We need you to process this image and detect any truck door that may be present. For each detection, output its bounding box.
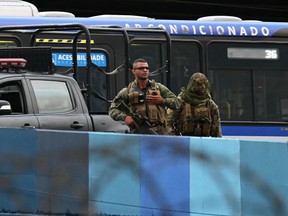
[28,77,92,131]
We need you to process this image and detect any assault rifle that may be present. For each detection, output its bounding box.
[116,101,157,135]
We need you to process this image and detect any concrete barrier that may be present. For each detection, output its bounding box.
[0,128,287,215]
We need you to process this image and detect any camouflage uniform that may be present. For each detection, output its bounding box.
[109,79,180,135]
[168,72,222,137]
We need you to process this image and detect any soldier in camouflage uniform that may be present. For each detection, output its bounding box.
[109,58,180,135]
[168,72,222,137]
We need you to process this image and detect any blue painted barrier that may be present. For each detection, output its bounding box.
[0,128,287,215]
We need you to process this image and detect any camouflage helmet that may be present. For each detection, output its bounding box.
[186,72,210,94]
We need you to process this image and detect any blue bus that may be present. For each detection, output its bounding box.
[0,2,287,140]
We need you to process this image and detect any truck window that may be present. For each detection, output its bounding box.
[0,81,25,114]
[31,80,73,113]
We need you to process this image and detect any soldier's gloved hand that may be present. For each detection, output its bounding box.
[146,91,163,105]
[125,115,139,128]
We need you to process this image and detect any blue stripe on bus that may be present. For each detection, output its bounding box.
[222,125,288,136]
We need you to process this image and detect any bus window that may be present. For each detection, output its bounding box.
[210,69,288,122]
[130,42,166,84]
[210,70,253,121]
[170,41,202,94]
[208,41,288,123]
[254,70,288,121]
[130,41,202,95]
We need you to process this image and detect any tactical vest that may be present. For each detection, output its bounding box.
[127,80,167,126]
[178,101,212,136]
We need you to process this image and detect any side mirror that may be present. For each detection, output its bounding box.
[0,100,12,115]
